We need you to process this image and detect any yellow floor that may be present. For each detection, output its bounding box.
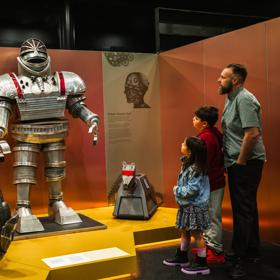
[0,207,179,280]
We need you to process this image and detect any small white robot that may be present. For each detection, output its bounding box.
[112,162,158,219]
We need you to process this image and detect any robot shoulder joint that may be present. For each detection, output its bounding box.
[0,73,18,99]
[57,71,86,95]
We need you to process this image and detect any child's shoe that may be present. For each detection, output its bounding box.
[181,256,210,275]
[163,248,189,267]
[206,247,225,264]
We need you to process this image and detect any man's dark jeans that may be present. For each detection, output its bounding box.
[227,159,264,260]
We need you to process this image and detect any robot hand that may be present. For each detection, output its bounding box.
[88,122,99,145]
[0,140,11,162]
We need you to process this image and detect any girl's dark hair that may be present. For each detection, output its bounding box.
[185,136,208,176]
[195,106,219,127]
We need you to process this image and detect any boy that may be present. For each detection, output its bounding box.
[193,106,225,263]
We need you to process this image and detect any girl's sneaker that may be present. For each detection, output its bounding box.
[181,256,210,275]
[163,248,189,267]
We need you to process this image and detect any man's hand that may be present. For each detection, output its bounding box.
[236,160,247,166]
[88,122,99,145]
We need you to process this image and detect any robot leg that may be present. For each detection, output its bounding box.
[44,141,82,225]
[13,143,44,233]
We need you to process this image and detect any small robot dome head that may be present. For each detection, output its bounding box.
[18,38,50,74]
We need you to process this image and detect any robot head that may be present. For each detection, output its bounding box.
[124,72,150,108]
[121,161,136,188]
[17,38,51,76]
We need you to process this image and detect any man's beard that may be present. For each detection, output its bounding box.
[219,82,233,95]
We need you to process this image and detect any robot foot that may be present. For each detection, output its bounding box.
[0,214,19,260]
[16,207,44,233]
[48,200,82,225]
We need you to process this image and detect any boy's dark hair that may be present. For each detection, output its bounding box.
[227,63,247,83]
[195,106,219,127]
[185,136,207,176]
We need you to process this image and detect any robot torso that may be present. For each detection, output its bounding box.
[0,71,86,143]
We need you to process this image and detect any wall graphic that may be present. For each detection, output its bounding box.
[124,72,151,108]
[102,52,163,201]
[104,52,134,67]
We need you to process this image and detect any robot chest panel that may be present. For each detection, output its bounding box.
[18,76,58,94]
[15,77,67,121]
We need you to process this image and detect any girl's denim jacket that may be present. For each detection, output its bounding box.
[173,158,210,207]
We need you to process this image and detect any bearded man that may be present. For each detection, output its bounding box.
[218,63,266,279]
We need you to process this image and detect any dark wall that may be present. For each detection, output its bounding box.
[0,2,63,49]
[0,0,279,52]
[71,2,155,52]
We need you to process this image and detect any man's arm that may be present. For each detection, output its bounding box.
[236,127,260,165]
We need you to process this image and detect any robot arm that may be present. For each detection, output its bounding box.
[0,98,12,139]
[0,73,16,139]
[58,71,100,145]
[67,96,100,145]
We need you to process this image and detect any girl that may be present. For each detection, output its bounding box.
[163,136,211,275]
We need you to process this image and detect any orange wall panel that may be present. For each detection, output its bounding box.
[160,19,280,243]
[159,43,204,206]
[263,17,280,241]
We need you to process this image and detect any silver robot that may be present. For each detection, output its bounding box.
[0,38,100,233]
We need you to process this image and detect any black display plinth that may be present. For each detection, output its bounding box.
[14,213,107,240]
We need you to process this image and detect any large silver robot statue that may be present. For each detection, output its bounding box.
[0,38,99,233]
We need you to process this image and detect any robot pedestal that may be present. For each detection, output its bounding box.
[113,174,158,220]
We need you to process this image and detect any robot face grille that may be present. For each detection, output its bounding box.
[18,38,50,74]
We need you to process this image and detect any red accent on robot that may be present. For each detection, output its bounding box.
[58,72,66,96]
[9,73,23,98]
[122,170,135,176]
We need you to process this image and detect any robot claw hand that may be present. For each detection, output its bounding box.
[88,122,99,145]
[0,214,19,260]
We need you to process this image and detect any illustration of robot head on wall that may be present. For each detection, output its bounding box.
[124,72,151,108]
[17,38,51,77]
